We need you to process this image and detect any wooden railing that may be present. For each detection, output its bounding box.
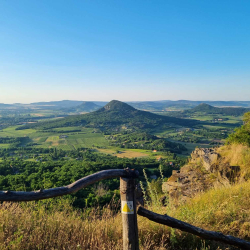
[0,168,250,250]
[137,206,250,250]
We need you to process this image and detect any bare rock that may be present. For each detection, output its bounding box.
[190,148,219,172]
[163,148,240,203]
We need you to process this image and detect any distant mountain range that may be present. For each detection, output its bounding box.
[65,102,101,113]
[127,100,250,111]
[1,100,250,111]
[17,100,197,131]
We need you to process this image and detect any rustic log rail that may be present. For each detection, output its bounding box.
[0,168,139,201]
[0,168,140,250]
[1,167,250,249]
[137,206,250,250]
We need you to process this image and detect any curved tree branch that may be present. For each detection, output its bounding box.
[137,206,250,250]
[0,168,139,201]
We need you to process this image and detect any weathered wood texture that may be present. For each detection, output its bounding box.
[120,177,139,250]
[0,169,139,201]
[137,206,250,250]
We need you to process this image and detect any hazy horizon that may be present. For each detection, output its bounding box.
[1,1,250,103]
[2,99,250,105]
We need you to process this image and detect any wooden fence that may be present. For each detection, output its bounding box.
[0,168,250,250]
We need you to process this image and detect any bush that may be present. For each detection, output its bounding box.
[227,112,250,146]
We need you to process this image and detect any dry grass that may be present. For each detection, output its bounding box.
[0,199,170,250]
[169,180,250,239]
[97,148,149,158]
[1,144,250,250]
[115,151,149,158]
[1,182,249,250]
[143,180,250,250]
[217,144,250,179]
[0,200,122,250]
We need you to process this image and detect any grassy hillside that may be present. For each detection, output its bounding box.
[217,144,250,181]
[1,178,250,250]
[1,142,250,249]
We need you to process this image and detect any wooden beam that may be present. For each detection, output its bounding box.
[137,206,250,250]
[0,168,139,201]
[120,177,139,250]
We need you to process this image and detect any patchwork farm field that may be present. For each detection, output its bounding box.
[0,126,162,158]
[0,126,109,150]
[0,108,244,158]
[0,126,177,158]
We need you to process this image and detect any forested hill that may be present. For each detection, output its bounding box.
[187,103,250,116]
[17,100,197,131]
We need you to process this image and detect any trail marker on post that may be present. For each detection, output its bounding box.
[122,201,134,214]
[120,177,139,250]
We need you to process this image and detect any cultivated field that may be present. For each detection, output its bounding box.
[97,148,150,158]
[0,126,109,150]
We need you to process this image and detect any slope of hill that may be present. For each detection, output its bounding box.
[191,103,218,112]
[17,100,197,131]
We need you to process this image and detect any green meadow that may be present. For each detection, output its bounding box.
[0,126,37,137]
[0,126,109,150]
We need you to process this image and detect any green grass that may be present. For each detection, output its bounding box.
[54,126,85,132]
[169,180,250,239]
[36,137,48,143]
[33,130,109,149]
[0,126,37,137]
[46,136,60,141]
[0,126,109,150]
[190,115,214,121]
[64,132,108,148]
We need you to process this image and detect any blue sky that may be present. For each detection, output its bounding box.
[0,0,250,103]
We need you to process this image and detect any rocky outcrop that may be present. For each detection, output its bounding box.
[163,148,241,202]
[190,148,218,171]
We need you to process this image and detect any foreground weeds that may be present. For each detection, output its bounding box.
[1,176,250,249]
[0,198,171,250]
[1,181,249,250]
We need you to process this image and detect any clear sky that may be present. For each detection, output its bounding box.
[0,0,250,103]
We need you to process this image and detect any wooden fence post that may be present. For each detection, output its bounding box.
[120,177,139,250]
